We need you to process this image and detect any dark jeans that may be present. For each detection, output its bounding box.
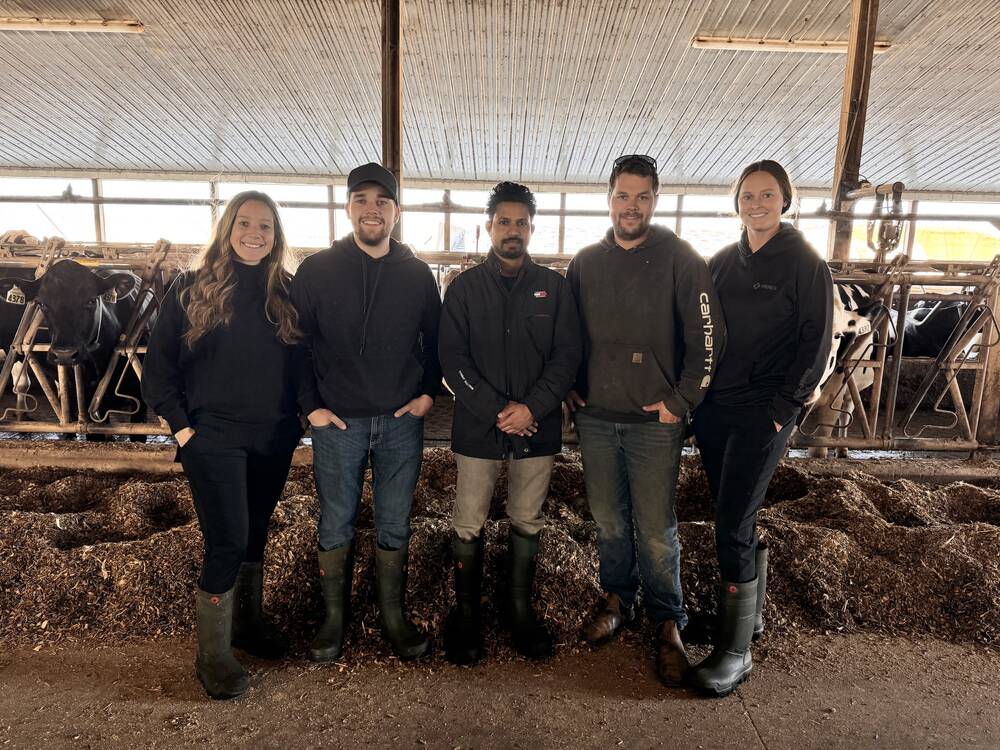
[693,400,795,582]
[575,410,687,627]
[180,430,296,594]
[311,412,424,551]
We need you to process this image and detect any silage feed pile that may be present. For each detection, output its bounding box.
[0,450,998,658]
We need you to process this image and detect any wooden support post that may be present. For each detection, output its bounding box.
[442,189,451,253]
[382,0,403,241]
[828,0,880,261]
[92,178,104,243]
[905,198,918,259]
[209,181,219,225]
[328,184,337,244]
[558,193,566,254]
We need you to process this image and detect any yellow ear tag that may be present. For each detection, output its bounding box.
[103,288,118,304]
[6,286,25,305]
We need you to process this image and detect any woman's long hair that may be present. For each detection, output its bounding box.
[181,190,302,348]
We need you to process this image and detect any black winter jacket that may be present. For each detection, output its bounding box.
[291,236,442,418]
[439,253,581,459]
[706,223,834,426]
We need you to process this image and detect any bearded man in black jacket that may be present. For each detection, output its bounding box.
[291,163,442,663]
[438,182,581,664]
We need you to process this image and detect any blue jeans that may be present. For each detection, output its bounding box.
[311,412,424,551]
[575,410,687,627]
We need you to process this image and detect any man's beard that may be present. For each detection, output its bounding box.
[613,215,651,242]
[356,221,391,246]
[494,238,526,259]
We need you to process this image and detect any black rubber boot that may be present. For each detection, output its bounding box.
[753,544,768,641]
[232,562,288,659]
[686,578,757,697]
[444,533,484,665]
[375,544,430,660]
[310,544,354,663]
[195,588,249,700]
[508,528,554,660]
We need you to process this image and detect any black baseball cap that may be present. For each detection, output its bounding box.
[347,162,399,203]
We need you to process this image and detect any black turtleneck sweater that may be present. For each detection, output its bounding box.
[706,223,834,426]
[142,261,304,440]
[290,235,442,418]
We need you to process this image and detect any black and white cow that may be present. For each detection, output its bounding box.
[803,282,884,456]
[0,259,151,435]
[804,277,978,456]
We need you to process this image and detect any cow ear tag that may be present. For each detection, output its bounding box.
[103,288,118,304]
[6,285,25,306]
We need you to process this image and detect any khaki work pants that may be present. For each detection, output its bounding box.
[452,453,554,541]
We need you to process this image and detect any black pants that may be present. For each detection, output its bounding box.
[693,400,795,583]
[180,428,297,594]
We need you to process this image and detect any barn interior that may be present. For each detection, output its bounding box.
[1,1,999,748]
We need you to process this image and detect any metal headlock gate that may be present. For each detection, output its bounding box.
[793,255,1000,453]
[0,238,173,436]
[0,236,999,451]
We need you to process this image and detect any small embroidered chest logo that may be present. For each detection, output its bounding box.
[533,291,547,298]
[632,352,644,364]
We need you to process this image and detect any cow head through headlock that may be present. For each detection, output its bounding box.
[0,260,137,368]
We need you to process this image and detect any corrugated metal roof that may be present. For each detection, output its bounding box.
[0,1,998,193]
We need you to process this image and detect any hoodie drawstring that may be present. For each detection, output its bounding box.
[359,257,384,355]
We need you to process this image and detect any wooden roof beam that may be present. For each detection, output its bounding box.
[829,0,881,261]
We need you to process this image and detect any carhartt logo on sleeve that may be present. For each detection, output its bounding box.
[533,291,547,298]
[632,352,643,364]
[699,292,715,375]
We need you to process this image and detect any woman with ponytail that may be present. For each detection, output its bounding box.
[688,161,833,697]
[143,191,304,699]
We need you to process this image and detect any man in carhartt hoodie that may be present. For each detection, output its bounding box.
[291,163,441,663]
[565,155,724,687]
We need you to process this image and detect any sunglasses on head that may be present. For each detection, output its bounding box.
[613,154,657,170]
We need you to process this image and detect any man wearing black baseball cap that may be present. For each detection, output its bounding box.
[291,162,441,663]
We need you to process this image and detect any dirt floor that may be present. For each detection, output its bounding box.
[1,446,999,748]
[1,631,998,749]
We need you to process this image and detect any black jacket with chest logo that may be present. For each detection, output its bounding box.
[706,222,834,426]
[567,224,724,423]
[439,252,581,459]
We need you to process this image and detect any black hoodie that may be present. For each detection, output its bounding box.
[291,235,442,418]
[141,262,304,443]
[567,224,724,423]
[706,222,834,426]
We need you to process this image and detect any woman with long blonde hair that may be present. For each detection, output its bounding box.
[143,190,304,699]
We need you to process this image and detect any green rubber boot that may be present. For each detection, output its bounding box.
[753,545,768,641]
[195,588,249,700]
[232,562,288,659]
[375,544,430,660]
[309,544,354,662]
[508,528,554,660]
[443,533,484,665]
[687,578,757,697]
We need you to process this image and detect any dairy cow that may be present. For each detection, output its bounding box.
[0,259,151,435]
[804,279,978,455]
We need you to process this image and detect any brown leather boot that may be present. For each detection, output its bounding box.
[582,593,636,646]
[655,620,690,687]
